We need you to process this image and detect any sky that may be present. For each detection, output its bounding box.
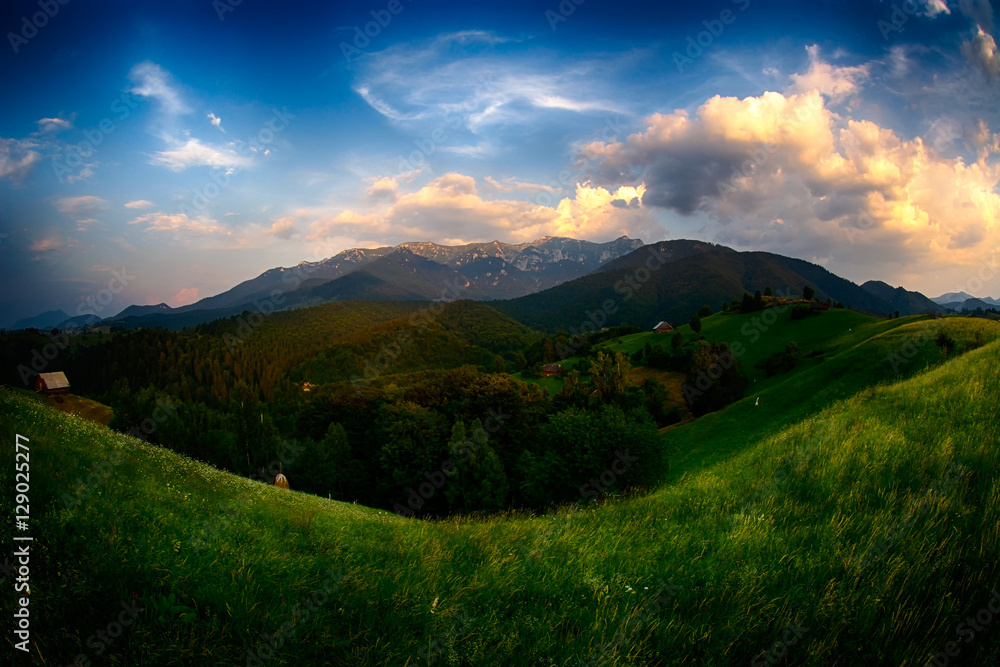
[1,0,999,327]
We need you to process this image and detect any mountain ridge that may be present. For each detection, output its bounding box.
[78,236,644,330]
[492,240,945,332]
[9,237,960,333]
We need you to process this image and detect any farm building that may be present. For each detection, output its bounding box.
[541,363,563,377]
[35,371,71,395]
[653,321,674,333]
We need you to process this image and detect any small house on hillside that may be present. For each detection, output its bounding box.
[653,321,674,334]
[541,363,563,377]
[35,371,70,395]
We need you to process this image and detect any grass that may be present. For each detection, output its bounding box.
[10,387,114,425]
[2,317,999,665]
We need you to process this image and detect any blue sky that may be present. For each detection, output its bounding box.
[1,0,999,326]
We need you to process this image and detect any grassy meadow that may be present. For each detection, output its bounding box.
[2,314,999,665]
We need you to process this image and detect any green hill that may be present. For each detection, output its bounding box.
[2,316,998,665]
[492,240,905,332]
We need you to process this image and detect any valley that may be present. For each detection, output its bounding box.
[2,305,997,664]
[4,5,1000,663]
[3,266,998,663]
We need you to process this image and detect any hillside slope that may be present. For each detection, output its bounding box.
[861,279,944,315]
[298,299,540,383]
[494,241,920,332]
[2,318,998,665]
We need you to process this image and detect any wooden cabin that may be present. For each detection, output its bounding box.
[35,371,70,395]
[653,321,674,334]
[541,363,562,377]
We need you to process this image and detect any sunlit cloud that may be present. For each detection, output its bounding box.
[30,237,61,252]
[787,45,870,103]
[128,211,232,236]
[170,287,200,306]
[485,176,560,193]
[366,176,400,202]
[124,199,155,209]
[923,0,951,17]
[264,217,297,239]
[959,0,1000,79]
[55,195,109,218]
[306,173,660,245]
[581,89,1000,282]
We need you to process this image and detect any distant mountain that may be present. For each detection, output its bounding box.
[931,291,1000,307]
[939,298,996,312]
[860,281,943,315]
[109,303,174,320]
[188,236,643,312]
[493,240,900,332]
[171,248,397,313]
[102,236,644,330]
[11,309,72,330]
[932,291,973,305]
[301,249,474,303]
[454,256,539,299]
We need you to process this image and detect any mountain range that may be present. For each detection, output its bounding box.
[929,291,1000,312]
[10,237,997,333]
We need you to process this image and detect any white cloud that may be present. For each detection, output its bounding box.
[439,141,494,157]
[207,112,225,132]
[150,138,252,171]
[55,195,109,218]
[128,61,190,116]
[0,138,40,180]
[124,199,155,209]
[128,211,232,236]
[354,86,421,121]
[485,176,560,193]
[352,32,629,135]
[65,164,96,183]
[788,45,870,102]
[36,117,72,134]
